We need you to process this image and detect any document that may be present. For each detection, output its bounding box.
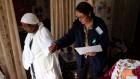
[75,45,103,55]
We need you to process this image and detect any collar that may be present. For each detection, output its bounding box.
[84,19,93,31]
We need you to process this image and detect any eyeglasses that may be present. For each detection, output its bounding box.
[76,15,86,20]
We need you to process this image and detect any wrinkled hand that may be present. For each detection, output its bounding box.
[48,43,57,53]
[85,52,96,56]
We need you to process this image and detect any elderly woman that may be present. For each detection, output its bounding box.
[21,13,63,79]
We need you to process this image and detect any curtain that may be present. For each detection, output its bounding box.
[112,0,140,42]
[50,0,76,39]
[0,0,27,79]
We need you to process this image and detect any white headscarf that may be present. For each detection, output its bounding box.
[21,13,39,24]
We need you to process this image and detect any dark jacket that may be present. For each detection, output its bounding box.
[55,16,109,74]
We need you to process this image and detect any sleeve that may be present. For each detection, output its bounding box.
[96,18,109,52]
[55,22,76,49]
[37,27,58,72]
[37,27,54,56]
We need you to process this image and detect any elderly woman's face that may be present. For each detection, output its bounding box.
[76,11,91,25]
[21,23,38,33]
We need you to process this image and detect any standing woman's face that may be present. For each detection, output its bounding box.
[21,23,39,33]
[76,10,91,25]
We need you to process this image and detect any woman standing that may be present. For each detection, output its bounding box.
[49,2,109,79]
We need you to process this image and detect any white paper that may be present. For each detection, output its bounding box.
[75,45,103,55]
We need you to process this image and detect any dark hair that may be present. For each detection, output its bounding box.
[76,2,95,18]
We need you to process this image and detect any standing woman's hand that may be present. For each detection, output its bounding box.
[85,52,96,56]
[48,43,57,53]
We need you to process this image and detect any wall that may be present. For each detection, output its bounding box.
[13,0,50,32]
[32,0,50,21]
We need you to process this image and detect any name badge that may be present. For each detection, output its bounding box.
[95,26,103,35]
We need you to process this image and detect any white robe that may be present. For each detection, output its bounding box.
[22,22,63,79]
